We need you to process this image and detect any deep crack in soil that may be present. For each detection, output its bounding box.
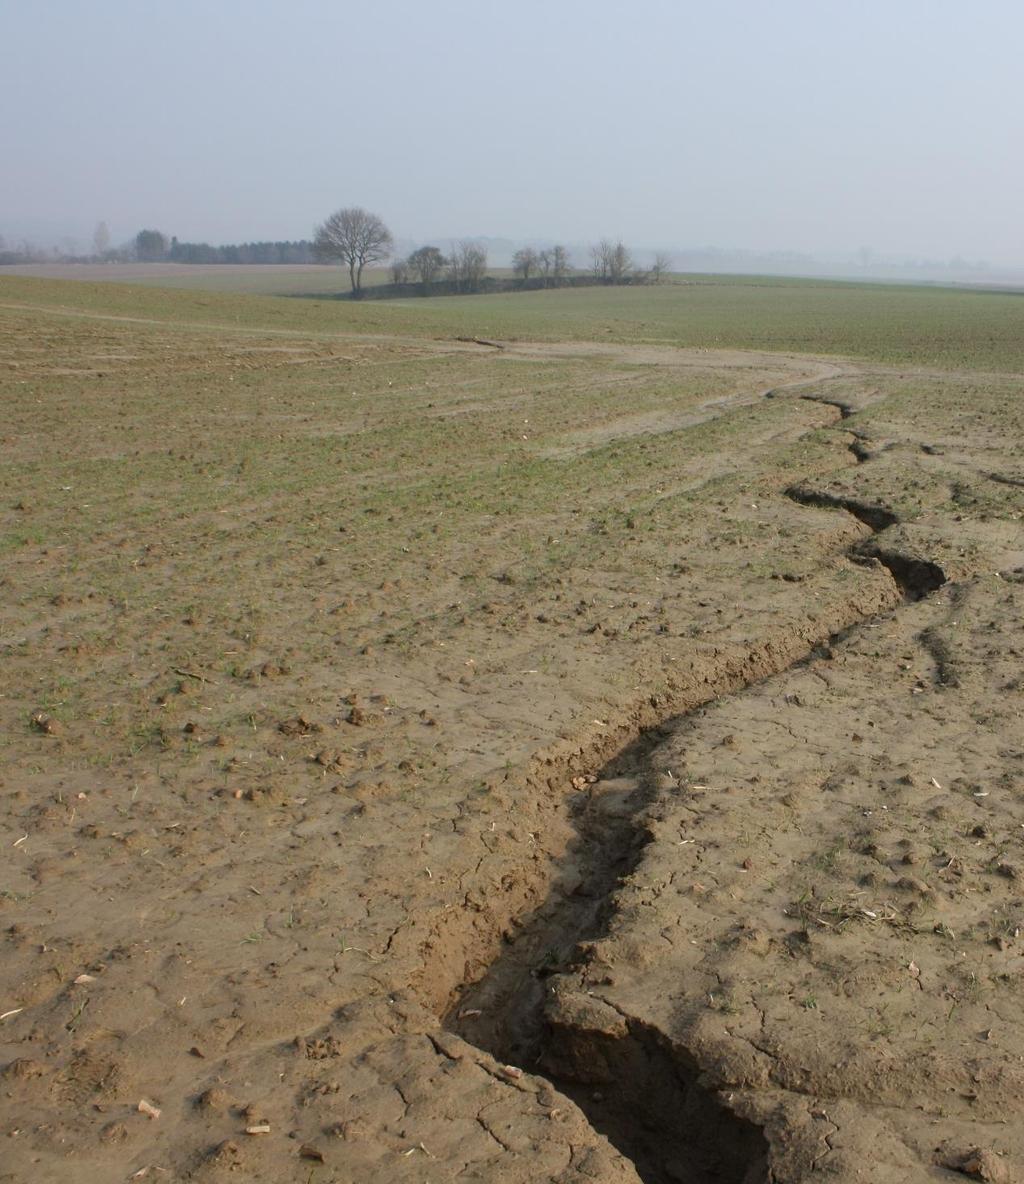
[445,714,773,1183]
[443,437,950,1183]
[783,481,948,601]
[783,484,898,533]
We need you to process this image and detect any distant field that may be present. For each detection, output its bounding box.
[0,261,370,294]
[3,266,1024,371]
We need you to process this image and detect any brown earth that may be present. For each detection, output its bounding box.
[1,286,1022,1182]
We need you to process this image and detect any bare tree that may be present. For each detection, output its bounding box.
[313,206,393,294]
[512,247,539,284]
[650,251,673,283]
[590,239,611,280]
[550,244,570,284]
[93,221,111,259]
[608,241,633,283]
[390,257,409,284]
[407,245,446,289]
[590,239,633,284]
[448,240,488,293]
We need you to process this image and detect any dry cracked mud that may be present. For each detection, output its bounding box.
[1,282,1023,1183]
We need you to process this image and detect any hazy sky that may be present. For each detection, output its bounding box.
[3,0,1022,262]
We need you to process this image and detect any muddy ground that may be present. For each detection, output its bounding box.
[1,282,1022,1182]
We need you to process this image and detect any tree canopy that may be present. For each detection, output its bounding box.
[134,228,168,262]
[407,245,446,288]
[313,207,393,293]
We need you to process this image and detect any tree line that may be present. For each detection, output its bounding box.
[2,207,675,298]
[312,206,673,296]
[390,241,491,293]
[0,225,316,266]
[136,229,317,264]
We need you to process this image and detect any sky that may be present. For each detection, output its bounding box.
[2,0,1023,265]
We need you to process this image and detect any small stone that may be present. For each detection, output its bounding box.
[2,1058,46,1081]
[206,1141,242,1168]
[896,876,936,897]
[197,1088,230,1111]
[945,1147,1011,1182]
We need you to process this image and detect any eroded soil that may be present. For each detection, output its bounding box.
[1,280,1022,1182]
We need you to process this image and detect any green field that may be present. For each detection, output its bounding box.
[3,269,1024,371]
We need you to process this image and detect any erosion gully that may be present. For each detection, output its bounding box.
[440,392,948,1184]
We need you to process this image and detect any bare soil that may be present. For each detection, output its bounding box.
[1,282,1022,1182]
